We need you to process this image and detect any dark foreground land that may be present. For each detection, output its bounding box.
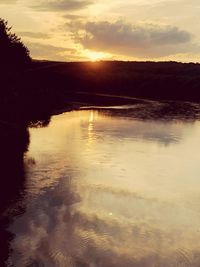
[1,60,200,124]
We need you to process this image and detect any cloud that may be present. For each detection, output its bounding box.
[114,0,200,19]
[63,14,85,20]
[32,0,92,12]
[7,173,200,267]
[0,0,17,3]
[70,20,193,58]
[18,31,51,39]
[27,42,76,61]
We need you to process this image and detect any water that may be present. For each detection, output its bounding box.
[4,101,200,267]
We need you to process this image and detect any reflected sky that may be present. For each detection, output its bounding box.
[6,105,200,267]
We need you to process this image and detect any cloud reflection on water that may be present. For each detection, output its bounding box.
[7,104,200,267]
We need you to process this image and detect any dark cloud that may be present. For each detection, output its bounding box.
[18,31,51,39]
[70,20,193,58]
[32,0,92,12]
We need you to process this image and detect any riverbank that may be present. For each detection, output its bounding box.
[1,60,200,125]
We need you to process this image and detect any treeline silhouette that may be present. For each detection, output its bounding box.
[19,60,200,105]
[0,19,30,71]
[0,19,58,125]
[0,18,30,94]
[5,60,200,124]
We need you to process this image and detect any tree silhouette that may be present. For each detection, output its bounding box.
[0,18,31,72]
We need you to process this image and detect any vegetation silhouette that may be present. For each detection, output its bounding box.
[0,18,31,111]
[0,18,30,72]
[21,60,200,105]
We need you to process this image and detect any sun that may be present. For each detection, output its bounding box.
[86,50,110,61]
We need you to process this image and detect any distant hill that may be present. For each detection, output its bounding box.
[20,60,200,102]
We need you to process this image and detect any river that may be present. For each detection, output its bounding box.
[4,101,200,267]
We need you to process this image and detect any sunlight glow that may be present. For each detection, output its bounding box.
[89,110,94,123]
[88,111,95,144]
[86,50,110,61]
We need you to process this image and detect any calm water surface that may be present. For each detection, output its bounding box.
[5,102,200,266]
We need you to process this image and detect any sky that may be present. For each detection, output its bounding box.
[1,0,200,62]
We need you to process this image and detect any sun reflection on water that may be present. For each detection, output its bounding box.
[87,110,96,145]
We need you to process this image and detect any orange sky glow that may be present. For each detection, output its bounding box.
[1,0,200,62]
